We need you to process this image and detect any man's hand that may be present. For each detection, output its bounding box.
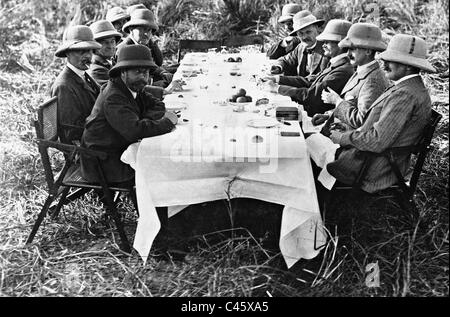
[330,122,349,132]
[270,65,282,75]
[281,36,294,48]
[164,79,185,95]
[321,87,343,105]
[259,79,279,93]
[312,114,329,126]
[330,130,343,144]
[164,111,178,125]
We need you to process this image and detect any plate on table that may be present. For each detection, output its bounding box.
[165,101,188,111]
[246,117,280,128]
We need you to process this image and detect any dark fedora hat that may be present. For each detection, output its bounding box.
[109,44,157,77]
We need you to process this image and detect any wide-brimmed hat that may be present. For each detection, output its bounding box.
[377,34,436,73]
[278,4,302,24]
[90,20,122,42]
[122,8,158,33]
[289,10,324,36]
[316,19,352,42]
[338,22,386,51]
[55,25,102,58]
[106,7,130,23]
[126,3,147,15]
[109,44,157,77]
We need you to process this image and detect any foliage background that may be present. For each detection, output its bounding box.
[0,0,448,297]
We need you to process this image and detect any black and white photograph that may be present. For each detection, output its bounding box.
[0,0,448,299]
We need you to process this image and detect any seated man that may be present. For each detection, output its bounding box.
[52,25,102,144]
[261,19,354,116]
[81,45,178,184]
[88,20,122,86]
[89,20,182,99]
[266,3,302,60]
[119,8,167,73]
[314,23,389,129]
[105,6,130,38]
[269,10,328,86]
[325,34,435,193]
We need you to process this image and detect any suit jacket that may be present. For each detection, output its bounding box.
[278,56,355,116]
[51,66,100,144]
[275,41,329,83]
[88,54,112,86]
[80,77,175,183]
[116,36,172,87]
[333,61,389,129]
[327,76,432,193]
[267,36,302,64]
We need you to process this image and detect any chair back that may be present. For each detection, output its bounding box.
[177,39,222,63]
[34,97,59,190]
[222,34,265,52]
[408,109,442,192]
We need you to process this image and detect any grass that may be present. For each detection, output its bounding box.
[0,2,448,297]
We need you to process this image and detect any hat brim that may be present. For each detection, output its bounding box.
[338,37,387,52]
[108,13,130,23]
[378,50,436,73]
[278,15,293,24]
[94,30,122,42]
[316,32,346,42]
[122,19,158,33]
[55,41,102,58]
[289,19,325,36]
[109,60,158,77]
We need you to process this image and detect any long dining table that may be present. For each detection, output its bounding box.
[121,50,327,268]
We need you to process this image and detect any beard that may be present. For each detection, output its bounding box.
[128,79,147,92]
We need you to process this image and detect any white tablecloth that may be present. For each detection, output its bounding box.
[121,52,326,268]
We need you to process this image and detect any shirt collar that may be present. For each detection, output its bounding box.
[394,74,420,86]
[356,59,377,73]
[330,53,348,65]
[128,88,138,99]
[305,41,317,52]
[67,62,85,80]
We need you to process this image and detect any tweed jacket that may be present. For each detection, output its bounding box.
[51,66,100,144]
[333,60,389,129]
[88,53,112,86]
[327,76,432,193]
[116,36,172,87]
[267,36,302,63]
[278,56,355,116]
[80,77,175,183]
[275,41,329,85]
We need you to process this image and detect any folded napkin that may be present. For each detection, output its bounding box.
[306,133,339,190]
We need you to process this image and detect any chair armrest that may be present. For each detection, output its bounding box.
[38,139,108,160]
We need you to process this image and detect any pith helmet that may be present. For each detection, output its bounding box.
[122,8,158,33]
[316,19,352,42]
[278,4,302,23]
[378,34,435,72]
[55,25,102,58]
[338,23,387,51]
[289,10,325,36]
[90,20,122,42]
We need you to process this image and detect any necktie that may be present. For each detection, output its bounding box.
[299,48,309,77]
[85,73,99,94]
